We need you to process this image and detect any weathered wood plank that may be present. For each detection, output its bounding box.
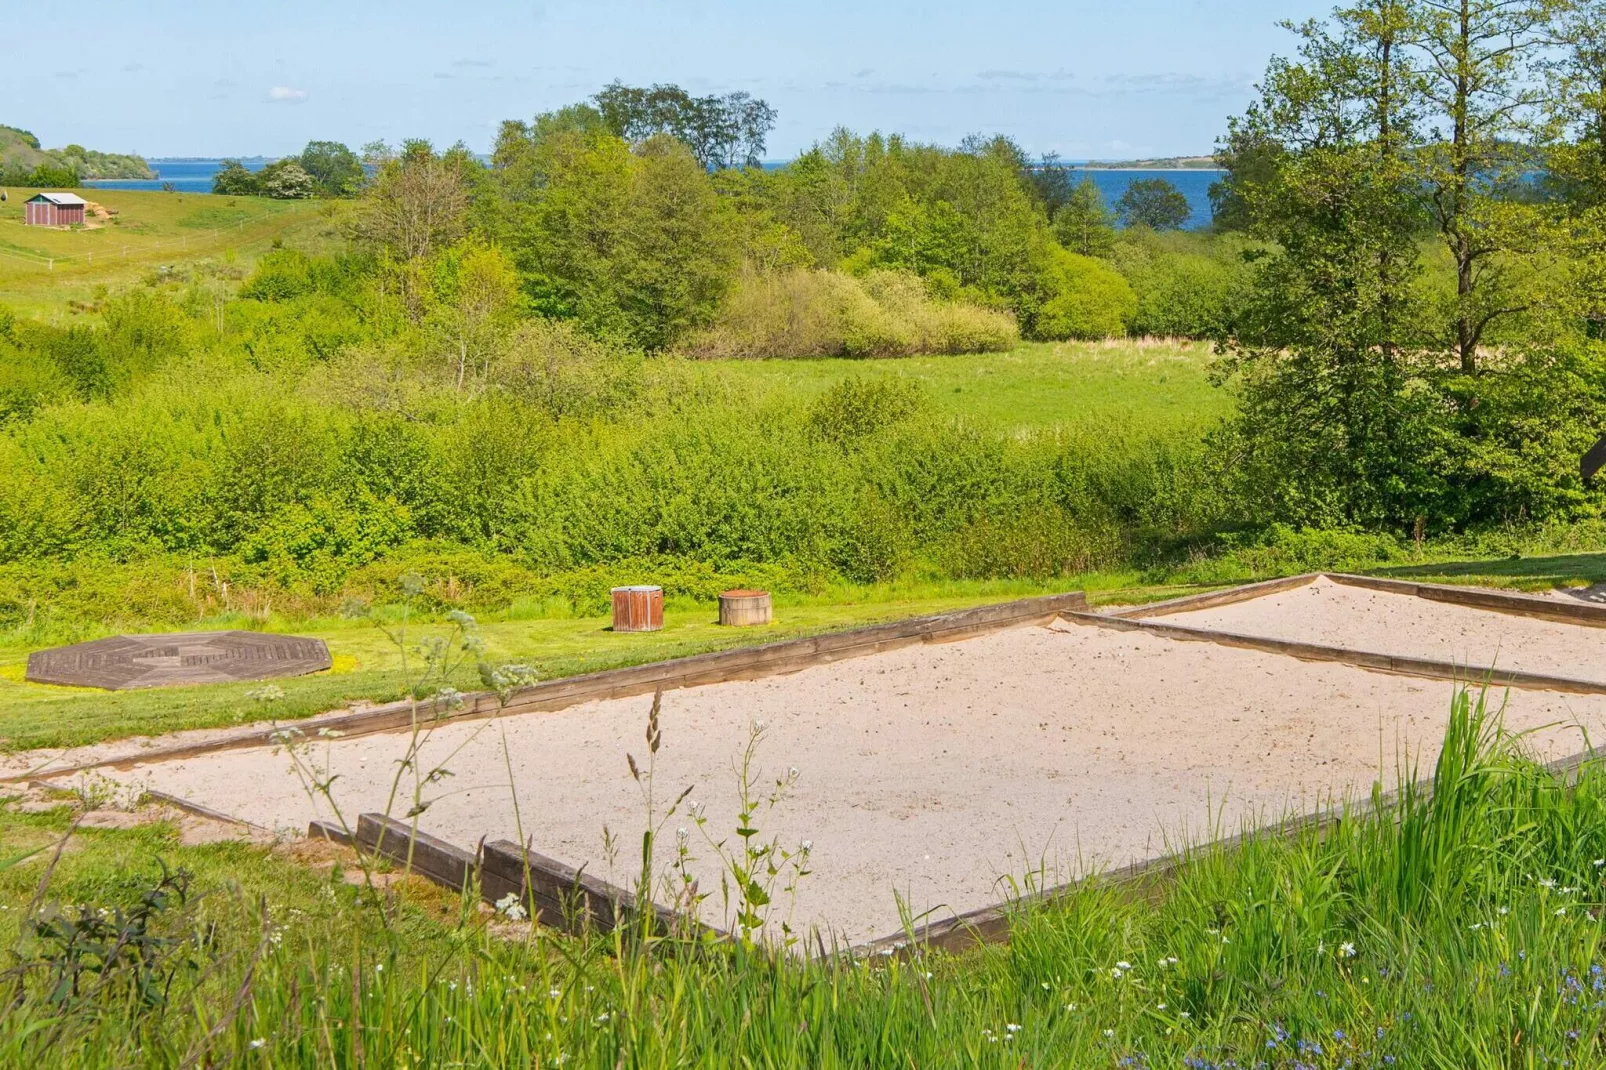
[355,813,478,893]
[307,819,353,847]
[1327,572,1606,628]
[1104,573,1318,619]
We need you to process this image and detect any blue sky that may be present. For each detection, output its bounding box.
[8,0,1328,160]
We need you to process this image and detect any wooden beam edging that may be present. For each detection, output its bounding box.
[854,745,1602,959]
[145,789,273,834]
[329,813,724,940]
[2,591,1088,785]
[1110,570,1606,631]
[1103,573,1319,619]
[1326,572,1606,629]
[1063,611,1606,696]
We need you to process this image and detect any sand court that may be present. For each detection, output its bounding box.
[84,591,1606,946]
[1148,575,1606,685]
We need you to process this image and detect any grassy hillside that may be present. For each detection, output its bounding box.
[0,124,153,179]
[0,188,333,317]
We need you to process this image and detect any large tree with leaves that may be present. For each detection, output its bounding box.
[1408,0,1554,372]
[1216,1,1438,526]
[593,82,777,170]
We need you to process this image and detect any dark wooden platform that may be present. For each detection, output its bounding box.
[26,631,332,690]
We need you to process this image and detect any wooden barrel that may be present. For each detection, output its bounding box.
[611,585,664,632]
[718,589,772,627]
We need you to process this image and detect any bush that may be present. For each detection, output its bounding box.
[682,268,1017,359]
[1029,247,1137,340]
[807,376,925,444]
[1111,231,1251,339]
[490,318,646,419]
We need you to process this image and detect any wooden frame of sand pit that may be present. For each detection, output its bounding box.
[31,575,1606,951]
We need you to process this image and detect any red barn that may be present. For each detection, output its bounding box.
[23,191,86,226]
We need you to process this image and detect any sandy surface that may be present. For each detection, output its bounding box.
[1155,577,1606,683]
[83,619,1606,945]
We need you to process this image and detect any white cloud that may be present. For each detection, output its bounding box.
[266,86,308,103]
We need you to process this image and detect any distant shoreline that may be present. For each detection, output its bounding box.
[1078,166,1223,172]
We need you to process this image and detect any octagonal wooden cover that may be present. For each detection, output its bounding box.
[26,631,332,690]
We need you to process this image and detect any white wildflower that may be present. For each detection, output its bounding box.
[495,892,528,921]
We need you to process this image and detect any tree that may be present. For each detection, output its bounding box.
[1217,2,1437,527]
[1052,178,1117,256]
[1029,246,1137,339]
[1407,0,1552,372]
[211,159,260,196]
[1026,153,1078,217]
[298,140,364,197]
[1546,2,1606,211]
[347,141,471,261]
[1115,178,1192,229]
[593,82,777,169]
[258,160,315,199]
[491,127,737,348]
[427,240,520,390]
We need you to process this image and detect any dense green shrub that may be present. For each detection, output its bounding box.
[807,375,926,443]
[1028,247,1137,340]
[1109,231,1253,339]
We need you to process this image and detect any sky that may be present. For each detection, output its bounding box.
[5,0,1331,160]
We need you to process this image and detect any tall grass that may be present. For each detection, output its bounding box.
[4,686,1606,1066]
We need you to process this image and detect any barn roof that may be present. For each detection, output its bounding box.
[26,192,87,206]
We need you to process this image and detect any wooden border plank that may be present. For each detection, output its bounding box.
[307,819,353,847]
[1327,572,1606,628]
[356,814,478,893]
[1103,574,1318,619]
[1063,611,1606,695]
[4,591,1087,784]
[145,788,272,833]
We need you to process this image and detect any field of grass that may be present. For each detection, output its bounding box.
[3,687,1604,1066]
[709,337,1229,434]
[0,188,331,318]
